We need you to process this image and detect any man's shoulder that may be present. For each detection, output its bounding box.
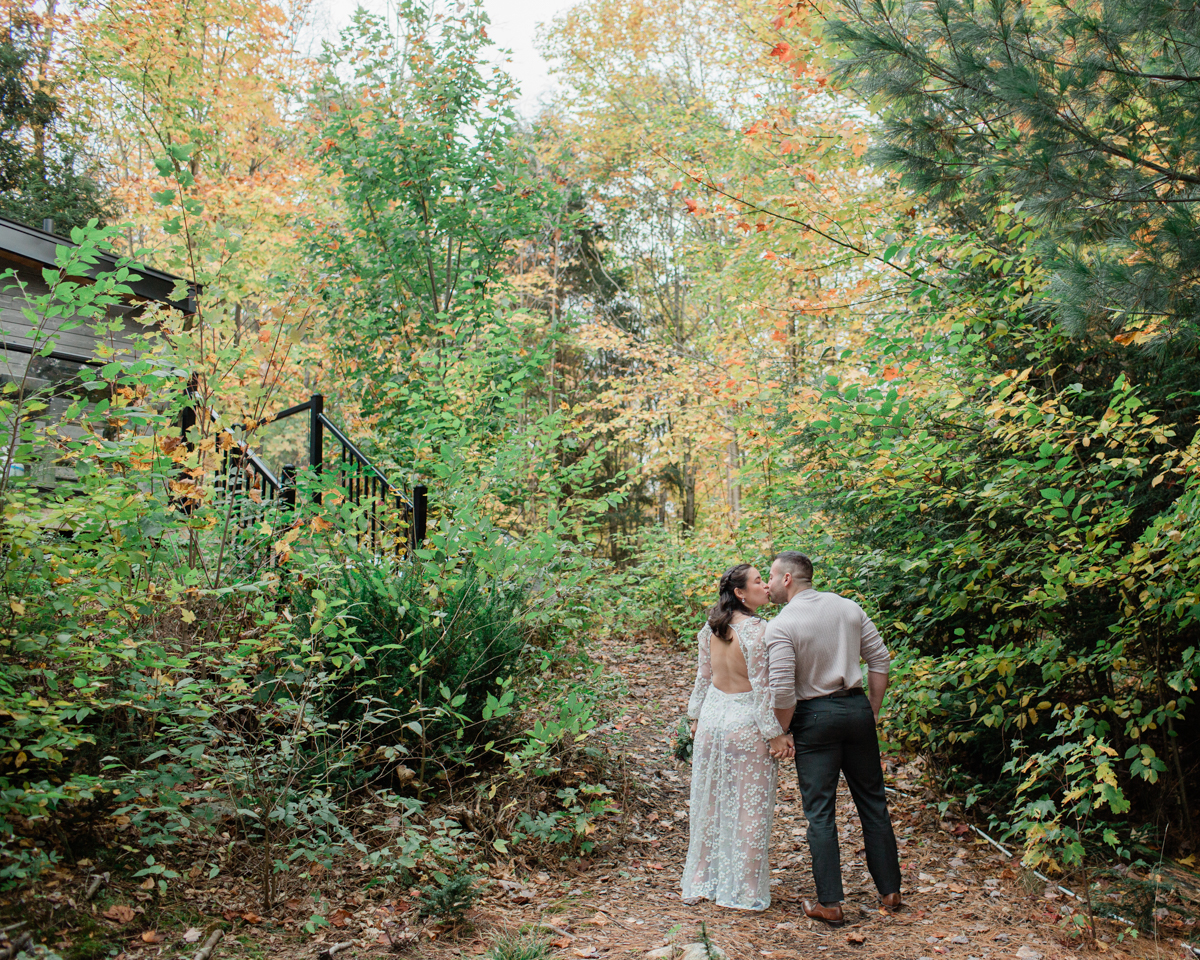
[762,609,791,638]
[810,590,868,618]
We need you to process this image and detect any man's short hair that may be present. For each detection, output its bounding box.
[773,551,813,581]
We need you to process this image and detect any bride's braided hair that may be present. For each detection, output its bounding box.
[707,563,754,643]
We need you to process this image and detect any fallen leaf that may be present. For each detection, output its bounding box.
[572,950,600,959]
[140,931,164,944]
[951,823,970,836]
[223,911,240,921]
[103,905,136,924]
[551,938,572,949]
[328,908,352,928]
[241,912,262,924]
[845,931,865,944]
[183,928,202,943]
[584,912,609,926]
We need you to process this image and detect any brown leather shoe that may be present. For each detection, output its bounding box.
[880,892,902,912]
[802,900,845,926]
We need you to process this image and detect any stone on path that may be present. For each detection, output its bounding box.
[646,943,728,960]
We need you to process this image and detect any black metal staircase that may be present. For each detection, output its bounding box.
[217,394,427,556]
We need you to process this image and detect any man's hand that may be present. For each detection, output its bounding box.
[867,671,889,723]
[769,732,794,760]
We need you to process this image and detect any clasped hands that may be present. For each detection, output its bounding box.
[768,732,795,760]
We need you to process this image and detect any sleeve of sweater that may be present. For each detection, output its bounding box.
[859,607,891,674]
[765,616,797,710]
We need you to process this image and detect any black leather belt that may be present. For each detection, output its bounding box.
[812,687,864,700]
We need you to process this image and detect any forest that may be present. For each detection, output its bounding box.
[1,0,1198,955]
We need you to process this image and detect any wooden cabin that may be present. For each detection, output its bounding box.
[0,215,197,488]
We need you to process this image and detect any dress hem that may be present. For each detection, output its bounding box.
[682,893,770,912]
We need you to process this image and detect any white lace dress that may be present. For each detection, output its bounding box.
[681,617,783,911]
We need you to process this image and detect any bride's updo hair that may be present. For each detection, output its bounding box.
[707,563,754,642]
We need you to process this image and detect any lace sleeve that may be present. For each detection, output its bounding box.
[746,619,785,741]
[686,624,713,720]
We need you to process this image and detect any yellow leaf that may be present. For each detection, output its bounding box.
[180,608,196,624]
[9,599,25,616]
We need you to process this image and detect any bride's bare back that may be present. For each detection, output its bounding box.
[709,615,754,694]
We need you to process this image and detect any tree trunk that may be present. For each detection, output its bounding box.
[682,443,696,530]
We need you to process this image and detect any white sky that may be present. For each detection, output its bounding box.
[311,0,577,118]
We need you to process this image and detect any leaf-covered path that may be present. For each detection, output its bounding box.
[303,633,1178,960]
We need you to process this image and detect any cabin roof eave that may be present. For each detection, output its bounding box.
[0,216,199,315]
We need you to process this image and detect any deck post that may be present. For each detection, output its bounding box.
[413,484,427,546]
[309,394,324,504]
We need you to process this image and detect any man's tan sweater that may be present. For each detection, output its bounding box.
[764,589,891,709]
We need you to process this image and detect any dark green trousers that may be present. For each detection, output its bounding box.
[790,692,902,904]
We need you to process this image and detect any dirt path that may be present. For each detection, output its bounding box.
[69,633,1186,960]
[432,633,1173,960]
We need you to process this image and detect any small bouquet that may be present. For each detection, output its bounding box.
[673,717,694,763]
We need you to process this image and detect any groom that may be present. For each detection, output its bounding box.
[764,551,902,925]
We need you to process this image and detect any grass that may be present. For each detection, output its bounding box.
[487,932,551,960]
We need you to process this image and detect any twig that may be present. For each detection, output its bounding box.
[594,910,634,931]
[317,942,355,960]
[84,871,109,901]
[0,932,33,960]
[535,922,574,939]
[193,928,223,960]
[0,925,25,935]
[965,823,1200,959]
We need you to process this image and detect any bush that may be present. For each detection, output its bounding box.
[417,865,480,922]
[299,557,529,772]
[616,524,770,641]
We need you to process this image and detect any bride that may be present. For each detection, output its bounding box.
[681,563,794,911]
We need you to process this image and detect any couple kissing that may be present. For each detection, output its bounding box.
[680,551,902,924]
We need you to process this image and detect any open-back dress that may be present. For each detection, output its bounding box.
[681,617,783,911]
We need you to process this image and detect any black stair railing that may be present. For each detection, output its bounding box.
[216,394,427,556]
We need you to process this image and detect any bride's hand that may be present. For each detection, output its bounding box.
[689,719,698,736]
[768,733,794,760]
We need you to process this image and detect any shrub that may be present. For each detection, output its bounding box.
[417,865,480,922]
[616,524,770,641]
[298,557,529,772]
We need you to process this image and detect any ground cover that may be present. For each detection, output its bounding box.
[9,633,1197,960]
